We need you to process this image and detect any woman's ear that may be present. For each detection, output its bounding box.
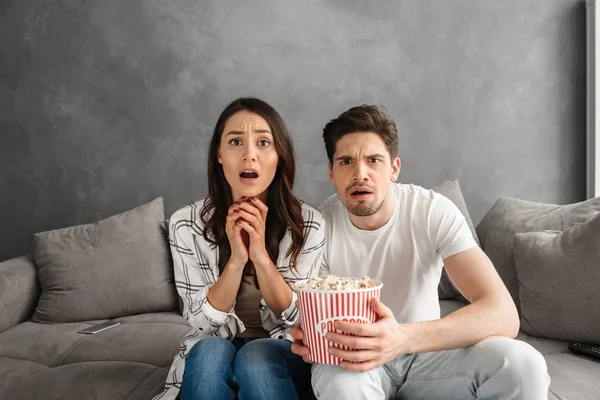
[217,151,223,164]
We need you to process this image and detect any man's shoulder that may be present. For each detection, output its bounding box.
[397,182,435,201]
[317,192,342,221]
[396,182,453,209]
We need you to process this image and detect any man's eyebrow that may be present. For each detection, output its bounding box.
[334,155,353,162]
[334,154,387,161]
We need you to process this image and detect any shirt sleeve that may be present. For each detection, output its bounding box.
[169,216,241,336]
[261,207,326,331]
[427,193,478,261]
[319,245,330,276]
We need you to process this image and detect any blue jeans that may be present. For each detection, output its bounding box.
[180,336,311,400]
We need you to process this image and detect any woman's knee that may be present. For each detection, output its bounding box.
[186,336,237,373]
[233,338,290,379]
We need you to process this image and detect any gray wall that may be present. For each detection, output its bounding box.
[0,0,587,262]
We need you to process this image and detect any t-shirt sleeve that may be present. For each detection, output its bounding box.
[317,198,332,276]
[319,242,330,276]
[427,193,478,261]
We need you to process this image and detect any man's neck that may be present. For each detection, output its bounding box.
[347,183,397,231]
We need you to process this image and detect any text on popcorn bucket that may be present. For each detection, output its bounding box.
[315,316,370,337]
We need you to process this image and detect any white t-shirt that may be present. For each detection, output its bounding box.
[319,183,477,323]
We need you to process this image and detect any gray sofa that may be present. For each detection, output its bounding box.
[0,255,190,399]
[1,189,599,399]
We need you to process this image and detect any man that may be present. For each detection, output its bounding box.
[291,105,549,399]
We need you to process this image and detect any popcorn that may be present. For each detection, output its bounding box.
[295,274,375,291]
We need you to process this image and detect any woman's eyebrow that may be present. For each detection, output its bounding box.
[225,129,272,136]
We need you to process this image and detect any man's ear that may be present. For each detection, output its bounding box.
[329,162,334,185]
[391,157,401,181]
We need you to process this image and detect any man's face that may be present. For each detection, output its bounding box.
[329,132,401,217]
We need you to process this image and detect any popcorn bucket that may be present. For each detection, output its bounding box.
[294,278,383,365]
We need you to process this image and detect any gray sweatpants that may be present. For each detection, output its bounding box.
[311,337,550,400]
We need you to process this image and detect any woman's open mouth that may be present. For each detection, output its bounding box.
[239,168,259,184]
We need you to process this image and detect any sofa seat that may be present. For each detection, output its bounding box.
[0,312,190,400]
[441,299,600,400]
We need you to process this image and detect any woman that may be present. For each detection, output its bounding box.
[154,98,325,400]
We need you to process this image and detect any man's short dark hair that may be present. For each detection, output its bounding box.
[322,105,399,164]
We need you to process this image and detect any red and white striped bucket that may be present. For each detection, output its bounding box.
[294,279,383,365]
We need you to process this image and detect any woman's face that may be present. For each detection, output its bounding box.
[218,110,279,202]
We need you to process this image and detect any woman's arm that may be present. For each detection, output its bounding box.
[206,258,245,312]
[206,200,254,311]
[253,258,293,315]
[169,209,242,334]
[234,199,326,322]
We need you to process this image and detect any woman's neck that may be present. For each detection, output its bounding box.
[232,190,268,204]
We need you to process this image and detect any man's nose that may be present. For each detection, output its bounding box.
[352,161,369,182]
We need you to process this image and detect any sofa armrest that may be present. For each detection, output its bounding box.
[0,255,39,333]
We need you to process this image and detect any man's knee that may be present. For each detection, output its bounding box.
[311,363,388,400]
[473,338,549,392]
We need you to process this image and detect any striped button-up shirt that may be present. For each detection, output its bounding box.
[153,198,325,400]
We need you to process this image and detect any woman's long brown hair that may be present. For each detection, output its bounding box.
[200,98,305,279]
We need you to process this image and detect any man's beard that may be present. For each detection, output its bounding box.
[345,195,386,217]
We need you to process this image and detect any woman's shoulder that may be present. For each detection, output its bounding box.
[168,197,208,233]
[299,200,325,228]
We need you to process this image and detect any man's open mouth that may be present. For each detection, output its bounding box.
[239,169,259,179]
[349,187,374,196]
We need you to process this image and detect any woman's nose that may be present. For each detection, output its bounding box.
[242,145,257,162]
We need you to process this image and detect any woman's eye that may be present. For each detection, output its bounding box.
[257,139,270,147]
[229,138,242,146]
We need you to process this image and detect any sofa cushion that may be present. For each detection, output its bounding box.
[514,330,570,357]
[33,197,178,323]
[513,214,600,343]
[61,313,190,367]
[0,358,47,396]
[0,320,101,367]
[432,180,480,301]
[0,313,189,368]
[545,353,600,400]
[0,255,39,334]
[0,312,189,399]
[475,196,600,311]
[0,361,165,400]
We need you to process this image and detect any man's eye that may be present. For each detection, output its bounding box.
[257,139,270,147]
[340,160,350,165]
[229,139,242,146]
[370,158,380,163]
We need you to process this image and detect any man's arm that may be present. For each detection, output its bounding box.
[403,246,519,353]
[324,246,519,371]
